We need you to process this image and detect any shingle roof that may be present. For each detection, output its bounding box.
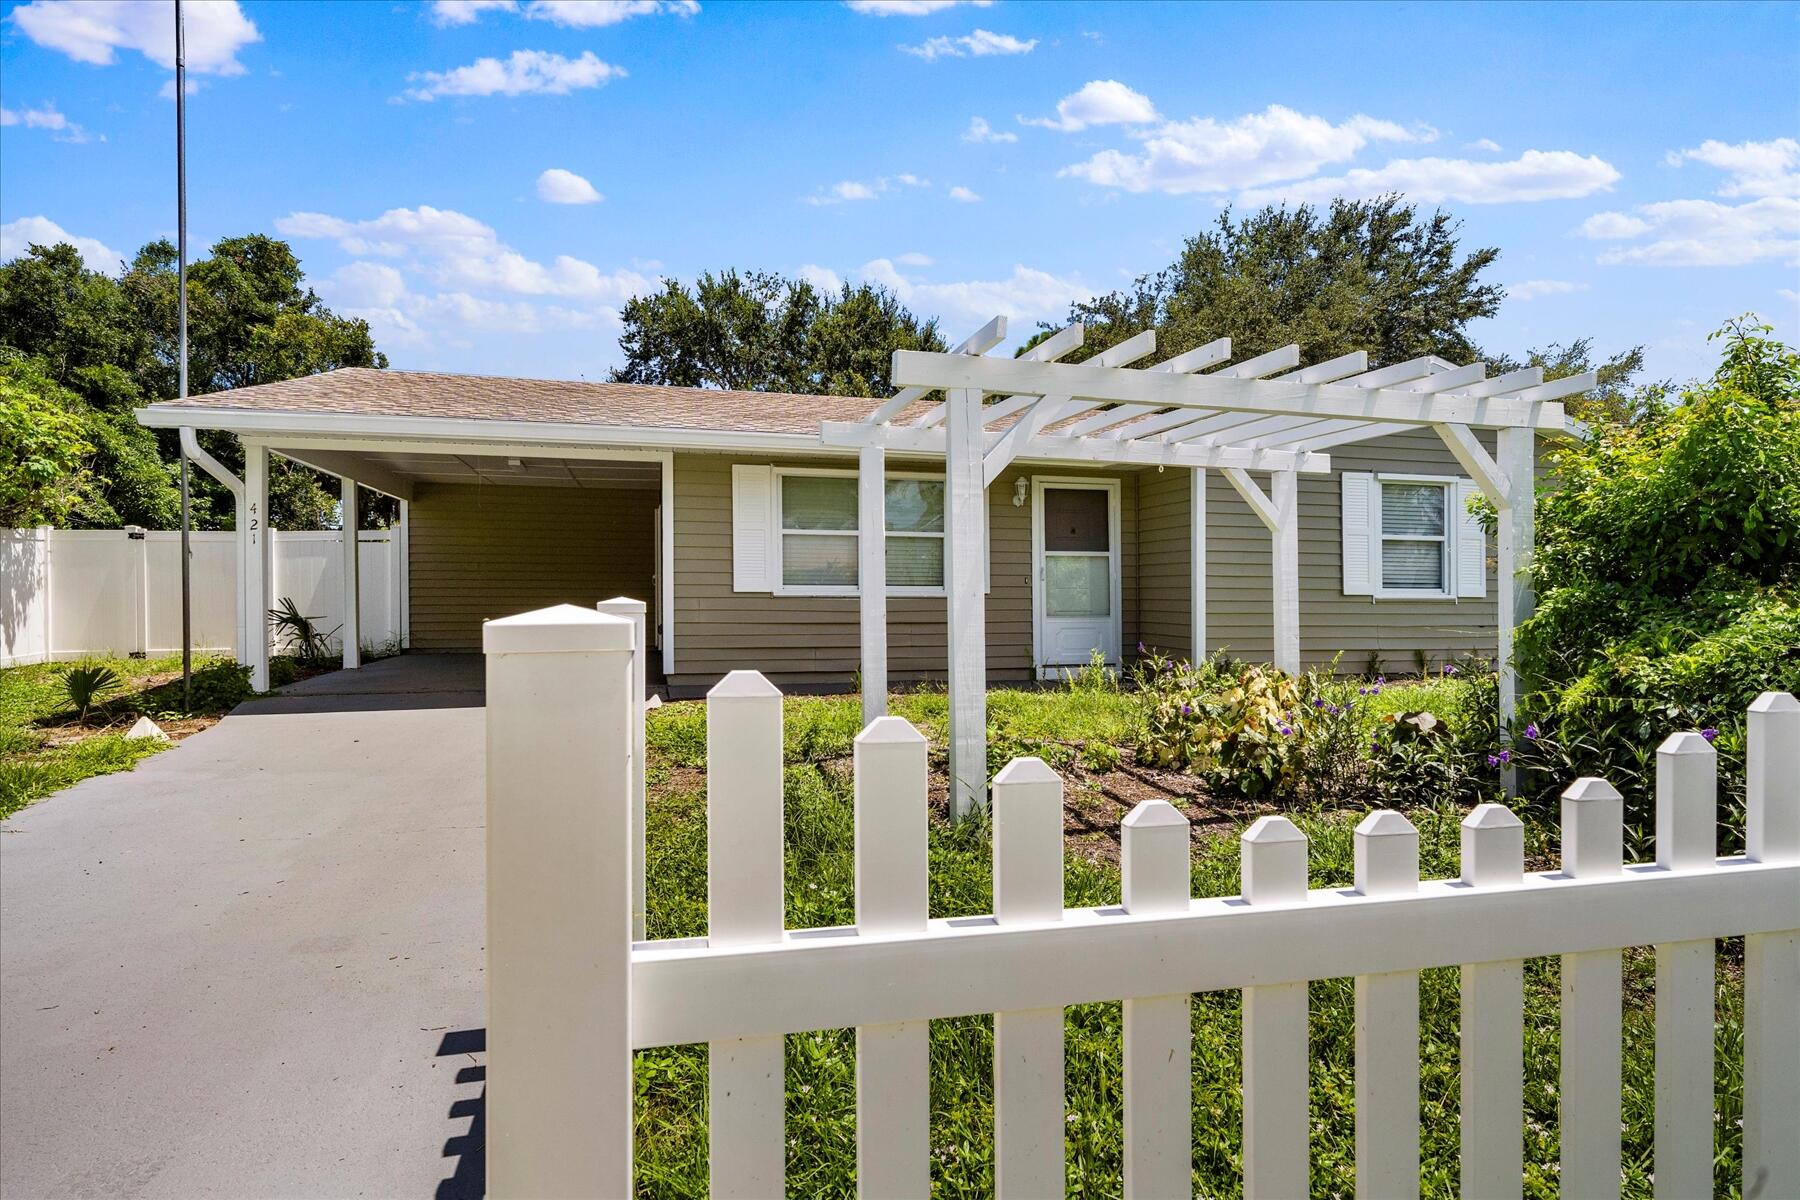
[143,367,910,435]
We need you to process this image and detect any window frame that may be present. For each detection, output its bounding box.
[770,466,950,598]
[1372,472,1456,600]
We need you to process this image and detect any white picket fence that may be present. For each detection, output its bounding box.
[483,604,1800,1200]
[0,526,404,667]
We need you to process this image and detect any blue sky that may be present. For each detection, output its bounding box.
[3,0,1795,386]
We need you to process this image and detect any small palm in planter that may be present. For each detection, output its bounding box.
[61,662,123,723]
[267,598,342,666]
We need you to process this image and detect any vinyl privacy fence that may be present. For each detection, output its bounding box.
[0,526,404,667]
[483,604,1800,1199]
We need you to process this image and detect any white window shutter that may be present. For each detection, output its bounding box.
[1341,471,1375,596]
[1456,477,1487,598]
[731,464,774,593]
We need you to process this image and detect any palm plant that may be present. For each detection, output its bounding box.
[267,598,341,666]
[61,662,122,722]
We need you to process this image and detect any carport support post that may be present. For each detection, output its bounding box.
[858,443,888,727]
[243,442,271,692]
[483,604,636,1200]
[340,477,359,669]
[945,386,987,820]
[597,596,649,942]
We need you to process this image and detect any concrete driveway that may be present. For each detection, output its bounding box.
[1,656,491,1200]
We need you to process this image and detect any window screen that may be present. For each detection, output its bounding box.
[885,479,944,589]
[1378,482,1448,592]
[1043,488,1110,552]
[781,475,857,587]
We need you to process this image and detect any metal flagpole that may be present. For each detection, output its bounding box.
[177,0,192,711]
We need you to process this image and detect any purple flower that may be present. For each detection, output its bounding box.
[1312,698,1326,709]
[1358,686,1370,695]
[1137,641,1146,654]
[1327,703,1341,715]
[1372,686,1382,695]
[1376,676,1386,685]
[1486,754,1500,767]
[1442,664,1458,676]
[1524,722,1541,740]
[1700,727,1719,743]
[1180,704,1192,715]
[1278,724,1293,736]
[1497,748,1511,764]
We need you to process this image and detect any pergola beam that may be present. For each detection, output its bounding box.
[865,315,1007,425]
[1433,423,1511,505]
[913,322,1087,429]
[821,420,1330,473]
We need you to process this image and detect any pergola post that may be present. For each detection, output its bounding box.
[858,444,887,727]
[1271,470,1300,676]
[945,387,988,820]
[244,442,271,692]
[397,498,412,649]
[1190,468,1206,663]
[1496,428,1536,730]
[340,476,360,669]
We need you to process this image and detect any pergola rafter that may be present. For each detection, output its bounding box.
[830,316,1592,817]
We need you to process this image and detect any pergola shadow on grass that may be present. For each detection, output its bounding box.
[630,688,1748,1199]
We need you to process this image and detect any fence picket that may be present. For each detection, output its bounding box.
[991,757,1066,1200]
[1240,816,1310,1200]
[853,717,931,1198]
[706,671,786,1199]
[1652,733,1718,1200]
[1744,691,1800,1199]
[1352,810,1421,1200]
[1121,800,1193,1198]
[1458,803,1525,1200]
[1559,777,1625,1200]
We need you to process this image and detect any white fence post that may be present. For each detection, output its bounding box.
[340,480,359,669]
[992,756,1065,1200]
[1459,803,1525,1200]
[1744,691,1800,1198]
[482,604,636,1200]
[1559,776,1624,1200]
[707,670,786,1198]
[1653,732,1717,1200]
[852,715,930,1197]
[597,596,649,942]
[1121,799,1192,1199]
[1352,809,1420,1200]
[1240,815,1309,1200]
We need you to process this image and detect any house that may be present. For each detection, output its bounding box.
[137,327,1578,686]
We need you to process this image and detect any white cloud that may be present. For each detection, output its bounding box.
[902,28,1035,60]
[403,50,624,101]
[430,0,699,27]
[845,0,992,14]
[275,204,651,302]
[803,174,928,205]
[1578,141,1800,267]
[857,257,1090,329]
[1507,279,1588,301]
[0,101,89,142]
[9,0,258,73]
[1237,149,1620,206]
[1665,137,1799,199]
[948,185,981,203]
[1,215,123,273]
[1780,287,1799,305]
[157,77,202,100]
[1022,79,1158,133]
[1064,105,1431,195]
[1466,138,1502,154]
[537,168,603,204]
[894,252,933,267]
[963,115,1016,144]
[797,264,844,292]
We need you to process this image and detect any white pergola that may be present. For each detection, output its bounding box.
[823,317,1592,818]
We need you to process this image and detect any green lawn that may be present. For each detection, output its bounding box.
[636,688,1746,1199]
[0,653,249,819]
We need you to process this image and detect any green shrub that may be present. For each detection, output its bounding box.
[267,656,299,688]
[60,662,121,721]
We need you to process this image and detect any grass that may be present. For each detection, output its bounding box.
[636,687,1748,1199]
[0,652,251,819]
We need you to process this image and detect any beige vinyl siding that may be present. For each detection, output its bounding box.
[1200,428,1500,672]
[669,454,1137,693]
[407,481,657,651]
[1136,467,1193,660]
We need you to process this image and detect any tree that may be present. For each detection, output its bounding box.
[0,359,94,526]
[1056,197,1502,369]
[0,235,388,529]
[612,269,945,395]
[1489,338,1652,426]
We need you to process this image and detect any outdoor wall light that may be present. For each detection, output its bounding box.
[1013,479,1028,507]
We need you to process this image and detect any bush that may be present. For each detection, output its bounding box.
[1364,668,1500,808]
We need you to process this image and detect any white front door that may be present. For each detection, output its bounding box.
[1032,478,1122,673]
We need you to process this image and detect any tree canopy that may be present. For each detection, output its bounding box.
[612,269,946,395]
[0,236,385,529]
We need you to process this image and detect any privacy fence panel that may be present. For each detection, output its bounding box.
[480,602,1800,1200]
[0,526,400,666]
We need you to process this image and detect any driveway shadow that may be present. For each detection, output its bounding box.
[436,1029,485,1200]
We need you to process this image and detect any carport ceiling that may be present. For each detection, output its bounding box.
[280,448,662,491]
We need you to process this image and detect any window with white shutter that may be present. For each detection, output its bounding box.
[1455,478,1487,598]
[1343,471,1481,600]
[1340,472,1375,596]
[731,464,773,592]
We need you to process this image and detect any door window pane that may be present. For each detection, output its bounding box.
[781,475,857,531]
[1043,488,1110,552]
[782,534,858,587]
[885,480,944,533]
[1381,541,1444,590]
[1381,484,1446,536]
[1045,555,1111,617]
[885,537,943,588]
